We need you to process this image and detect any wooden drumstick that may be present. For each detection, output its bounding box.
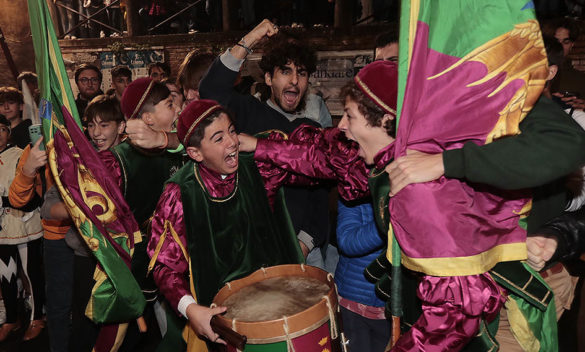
[210,316,247,350]
[137,316,147,333]
[210,316,247,349]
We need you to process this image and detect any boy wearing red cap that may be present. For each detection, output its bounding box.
[238,59,585,350]
[99,77,184,349]
[147,99,306,348]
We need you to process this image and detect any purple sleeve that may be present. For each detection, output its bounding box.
[98,150,123,190]
[255,125,370,201]
[147,183,191,314]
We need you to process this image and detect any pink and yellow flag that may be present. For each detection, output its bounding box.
[389,0,547,275]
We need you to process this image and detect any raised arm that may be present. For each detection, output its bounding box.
[250,125,370,201]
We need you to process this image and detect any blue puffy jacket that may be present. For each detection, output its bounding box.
[334,200,386,307]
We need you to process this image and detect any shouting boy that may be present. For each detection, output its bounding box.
[147,99,305,347]
[99,77,184,350]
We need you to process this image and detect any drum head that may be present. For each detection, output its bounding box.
[223,276,330,322]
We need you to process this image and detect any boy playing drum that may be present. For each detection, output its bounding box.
[147,99,307,348]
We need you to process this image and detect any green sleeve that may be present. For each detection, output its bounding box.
[443,97,585,190]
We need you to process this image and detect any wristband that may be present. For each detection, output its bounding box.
[237,38,253,54]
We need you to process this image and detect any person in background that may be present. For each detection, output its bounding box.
[0,87,30,149]
[335,200,389,352]
[42,94,127,351]
[374,27,398,62]
[162,78,185,115]
[546,17,585,110]
[177,51,215,106]
[74,64,103,124]
[110,65,132,102]
[0,116,45,342]
[100,77,184,350]
[148,62,171,82]
[121,51,216,150]
[9,135,72,352]
[199,19,334,272]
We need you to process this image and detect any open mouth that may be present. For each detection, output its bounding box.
[283,89,299,107]
[93,138,107,149]
[225,151,238,168]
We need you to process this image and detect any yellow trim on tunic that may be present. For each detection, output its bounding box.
[506,298,540,352]
[387,234,527,277]
[147,220,208,351]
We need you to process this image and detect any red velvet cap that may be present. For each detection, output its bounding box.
[354,60,398,116]
[121,77,156,119]
[177,99,223,146]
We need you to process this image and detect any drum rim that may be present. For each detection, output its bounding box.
[212,264,339,342]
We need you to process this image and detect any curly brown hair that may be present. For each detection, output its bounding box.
[339,80,395,137]
[258,33,317,76]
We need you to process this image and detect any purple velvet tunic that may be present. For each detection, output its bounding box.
[147,149,313,314]
[254,125,506,351]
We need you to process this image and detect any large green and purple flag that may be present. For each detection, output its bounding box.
[27,0,145,349]
[389,0,547,276]
[388,2,554,349]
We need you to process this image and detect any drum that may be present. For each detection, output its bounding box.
[212,264,347,352]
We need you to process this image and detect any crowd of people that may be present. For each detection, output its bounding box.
[0,13,584,352]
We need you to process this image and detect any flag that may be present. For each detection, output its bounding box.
[390,0,547,276]
[388,0,555,349]
[27,0,146,349]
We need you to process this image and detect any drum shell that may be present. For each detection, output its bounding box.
[213,264,343,351]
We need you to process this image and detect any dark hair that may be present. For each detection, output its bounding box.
[188,108,234,148]
[148,62,171,77]
[375,27,399,49]
[111,65,132,80]
[84,94,125,124]
[0,86,24,105]
[543,36,564,68]
[556,18,580,42]
[177,51,215,92]
[258,34,317,76]
[16,72,38,91]
[136,81,171,118]
[339,80,395,137]
[0,114,10,130]
[75,64,103,84]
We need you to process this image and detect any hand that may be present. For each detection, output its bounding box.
[185,303,227,345]
[238,133,258,152]
[385,149,444,196]
[526,235,558,271]
[125,119,166,149]
[231,20,279,60]
[22,137,47,177]
[245,19,279,45]
[552,93,585,110]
